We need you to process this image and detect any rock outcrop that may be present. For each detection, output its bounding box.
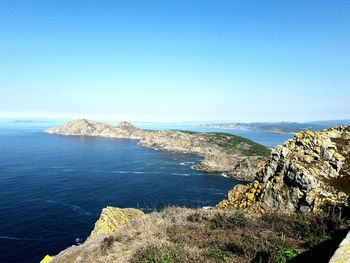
[44,207,146,263]
[217,126,350,214]
[45,119,270,180]
[88,207,146,240]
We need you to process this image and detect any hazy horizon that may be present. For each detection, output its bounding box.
[1,113,350,126]
[1,1,349,122]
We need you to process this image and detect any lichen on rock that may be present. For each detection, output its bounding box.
[217,126,350,214]
[40,255,53,263]
[88,206,146,239]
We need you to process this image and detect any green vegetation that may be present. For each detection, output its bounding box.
[207,132,271,156]
[175,130,271,157]
[306,233,331,248]
[272,242,297,263]
[129,208,348,263]
[208,248,229,261]
[173,130,199,135]
[136,244,200,263]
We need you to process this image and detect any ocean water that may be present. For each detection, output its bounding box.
[0,122,292,263]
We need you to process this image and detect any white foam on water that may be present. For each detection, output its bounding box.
[46,200,91,216]
[190,166,201,171]
[221,173,229,178]
[177,173,190,176]
[179,161,195,166]
[50,166,65,169]
[0,236,43,241]
[71,205,91,216]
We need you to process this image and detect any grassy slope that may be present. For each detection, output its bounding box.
[176,130,271,157]
[89,208,347,263]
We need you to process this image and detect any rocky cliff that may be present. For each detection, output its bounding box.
[45,119,270,180]
[217,126,350,214]
[88,207,146,240]
[43,207,146,263]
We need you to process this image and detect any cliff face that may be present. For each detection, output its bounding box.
[45,119,270,180]
[45,207,146,263]
[217,126,350,214]
[88,207,146,240]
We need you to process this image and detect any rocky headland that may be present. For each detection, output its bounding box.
[45,119,270,180]
[217,126,350,215]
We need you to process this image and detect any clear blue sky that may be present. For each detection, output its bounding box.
[0,1,349,122]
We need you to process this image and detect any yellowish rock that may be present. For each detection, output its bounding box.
[304,155,313,163]
[329,231,350,263]
[289,142,296,150]
[89,206,146,239]
[311,167,320,174]
[334,152,345,161]
[253,180,259,189]
[40,255,52,263]
[295,132,303,139]
[305,130,314,137]
[246,192,255,201]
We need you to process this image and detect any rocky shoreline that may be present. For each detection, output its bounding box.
[45,119,270,181]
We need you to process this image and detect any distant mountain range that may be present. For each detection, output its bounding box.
[202,120,350,133]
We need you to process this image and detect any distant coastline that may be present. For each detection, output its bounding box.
[201,120,350,134]
[45,119,271,181]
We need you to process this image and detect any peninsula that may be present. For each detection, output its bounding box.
[45,119,271,180]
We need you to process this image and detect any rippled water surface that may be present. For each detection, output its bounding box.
[0,122,251,263]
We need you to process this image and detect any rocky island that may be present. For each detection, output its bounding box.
[45,119,271,180]
[41,125,350,263]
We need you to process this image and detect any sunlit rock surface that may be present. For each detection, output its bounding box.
[88,206,146,240]
[218,126,350,214]
[330,231,350,263]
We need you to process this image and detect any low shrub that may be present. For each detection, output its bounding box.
[306,233,331,248]
[208,248,229,261]
[100,236,115,253]
[271,242,297,263]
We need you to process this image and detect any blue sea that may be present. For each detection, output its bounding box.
[0,121,292,263]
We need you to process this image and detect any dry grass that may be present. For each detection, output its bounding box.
[51,207,348,263]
